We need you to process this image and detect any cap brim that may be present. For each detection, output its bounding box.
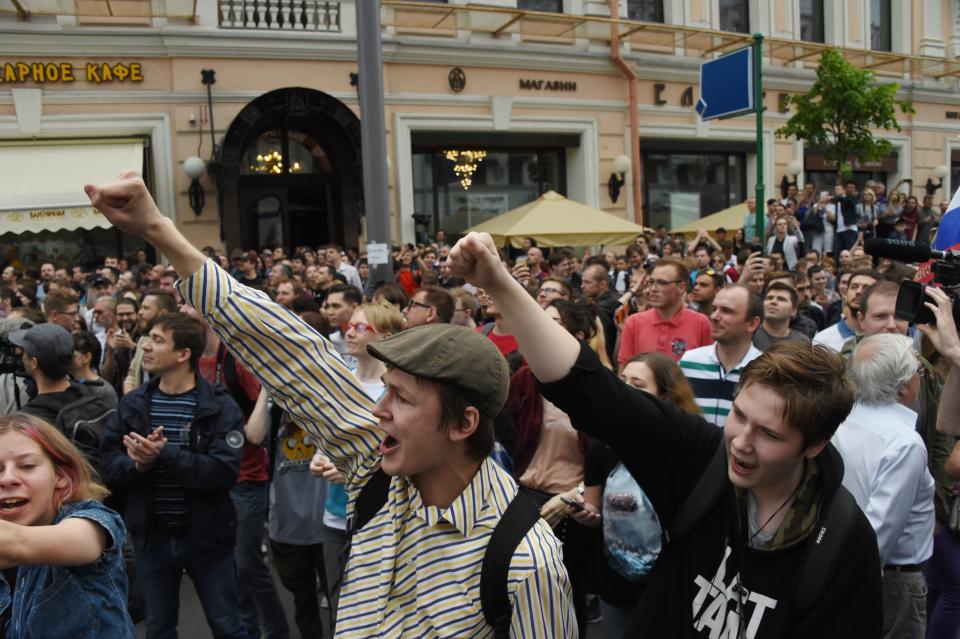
[7,329,28,348]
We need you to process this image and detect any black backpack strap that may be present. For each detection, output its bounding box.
[663,438,727,545]
[348,467,391,535]
[217,342,255,419]
[793,486,857,618]
[480,487,543,638]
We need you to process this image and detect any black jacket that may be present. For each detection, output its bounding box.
[540,343,882,638]
[592,290,621,364]
[99,374,243,559]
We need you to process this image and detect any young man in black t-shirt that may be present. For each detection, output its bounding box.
[448,231,883,639]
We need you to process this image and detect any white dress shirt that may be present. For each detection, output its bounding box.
[831,402,934,567]
[337,261,363,290]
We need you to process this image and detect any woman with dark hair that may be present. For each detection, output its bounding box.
[568,352,700,638]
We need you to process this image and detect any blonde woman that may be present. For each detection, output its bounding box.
[309,301,404,631]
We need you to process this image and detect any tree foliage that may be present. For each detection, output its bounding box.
[775,48,914,175]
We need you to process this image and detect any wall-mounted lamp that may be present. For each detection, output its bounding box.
[925,164,949,197]
[183,156,206,216]
[608,154,631,203]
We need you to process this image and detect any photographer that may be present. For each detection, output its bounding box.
[0,316,35,415]
[914,287,960,639]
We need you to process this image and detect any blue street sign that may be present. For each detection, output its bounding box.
[696,46,754,121]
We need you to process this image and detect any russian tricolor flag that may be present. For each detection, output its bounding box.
[916,184,960,282]
[934,184,960,252]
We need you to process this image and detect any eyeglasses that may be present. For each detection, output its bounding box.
[796,285,811,292]
[405,299,432,311]
[348,322,372,333]
[538,287,564,296]
[649,278,683,288]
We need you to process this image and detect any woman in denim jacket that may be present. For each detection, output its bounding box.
[0,413,133,638]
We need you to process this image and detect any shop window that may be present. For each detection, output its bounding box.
[718,0,749,34]
[518,0,563,12]
[642,151,746,230]
[627,0,664,22]
[871,0,892,51]
[799,0,824,43]
[242,129,332,175]
[412,147,566,239]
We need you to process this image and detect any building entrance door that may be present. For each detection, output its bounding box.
[217,88,362,254]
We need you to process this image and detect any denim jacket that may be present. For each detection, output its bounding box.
[0,500,133,638]
[99,374,243,559]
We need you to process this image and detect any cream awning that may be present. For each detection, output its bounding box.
[0,140,143,234]
[464,190,649,248]
[670,202,749,236]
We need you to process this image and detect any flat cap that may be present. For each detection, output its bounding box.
[367,324,510,417]
[8,323,74,367]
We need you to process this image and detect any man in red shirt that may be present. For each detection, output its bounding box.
[617,257,713,366]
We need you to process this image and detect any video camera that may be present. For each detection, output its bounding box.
[0,318,33,377]
[864,239,960,326]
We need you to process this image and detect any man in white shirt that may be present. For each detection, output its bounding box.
[323,244,362,291]
[812,268,878,351]
[831,333,934,639]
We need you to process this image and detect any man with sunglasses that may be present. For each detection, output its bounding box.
[402,285,454,328]
[535,277,572,309]
[618,258,712,366]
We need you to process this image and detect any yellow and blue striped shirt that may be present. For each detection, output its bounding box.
[179,260,576,638]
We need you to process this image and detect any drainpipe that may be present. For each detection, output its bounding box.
[609,0,643,226]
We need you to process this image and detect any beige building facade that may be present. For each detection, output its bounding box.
[2,0,960,261]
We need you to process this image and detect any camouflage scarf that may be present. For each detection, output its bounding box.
[736,458,822,550]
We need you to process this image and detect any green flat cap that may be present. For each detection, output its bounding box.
[367,323,510,417]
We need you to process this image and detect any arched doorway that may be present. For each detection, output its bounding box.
[217,88,362,253]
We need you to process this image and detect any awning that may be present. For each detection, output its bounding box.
[464,190,649,248]
[0,139,143,234]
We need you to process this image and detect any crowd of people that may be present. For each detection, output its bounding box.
[0,170,958,639]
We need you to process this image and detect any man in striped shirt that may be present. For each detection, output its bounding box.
[100,312,247,639]
[86,173,577,638]
[680,285,763,425]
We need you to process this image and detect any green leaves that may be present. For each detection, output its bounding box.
[775,48,915,176]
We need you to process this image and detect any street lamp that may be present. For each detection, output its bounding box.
[925,164,949,197]
[608,154,631,203]
[183,156,206,216]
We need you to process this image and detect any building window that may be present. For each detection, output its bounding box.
[627,0,663,22]
[412,147,565,239]
[518,0,563,12]
[871,0,892,51]
[799,0,824,43]
[718,0,749,34]
[642,150,746,230]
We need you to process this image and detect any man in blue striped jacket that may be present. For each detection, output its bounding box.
[86,173,577,639]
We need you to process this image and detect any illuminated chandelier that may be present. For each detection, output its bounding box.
[248,150,303,174]
[444,149,487,190]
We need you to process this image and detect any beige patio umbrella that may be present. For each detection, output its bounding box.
[670,201,749,236]
[464,191,648,248]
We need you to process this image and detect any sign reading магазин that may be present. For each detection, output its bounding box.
[518,79,577,91]
[0,61,144,84]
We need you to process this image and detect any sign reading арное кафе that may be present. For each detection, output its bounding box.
[0,61,144,84]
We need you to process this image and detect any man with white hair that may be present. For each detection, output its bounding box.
[831,333,935,639]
